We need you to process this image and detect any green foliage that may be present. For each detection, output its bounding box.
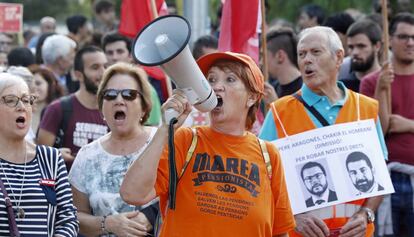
[6,0,414,27]
[209,0,221,25]
[66,1,94,19]
[5,0,71,22]
[267,0,372,22]
[208,0,414,26]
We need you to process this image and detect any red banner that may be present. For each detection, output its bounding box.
[0,3,23,33]
[218,0,261,64]
[119,0,168,38]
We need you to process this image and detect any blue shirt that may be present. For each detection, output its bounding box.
[259,82,388,159]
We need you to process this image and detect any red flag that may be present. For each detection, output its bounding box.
[218,0,261,63]
[119,0,168,38]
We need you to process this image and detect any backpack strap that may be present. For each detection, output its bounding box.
[258,138,272,179]
[37,145,59,236]
[54,95,73,148]
[179,128,198,178]
[293,93,330,127]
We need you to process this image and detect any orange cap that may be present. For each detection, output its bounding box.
[196,51,264,96]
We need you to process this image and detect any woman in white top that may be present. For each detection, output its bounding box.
[69,63,158,236]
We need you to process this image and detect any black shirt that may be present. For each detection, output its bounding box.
[339,71,360,92]
[269,76,303,97]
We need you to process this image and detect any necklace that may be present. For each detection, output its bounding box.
[0,143,28,219]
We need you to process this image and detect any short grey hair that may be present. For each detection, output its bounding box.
[40,16,56,25]
[0,72,28,96]
[6,66,34,89]
[298,26,344,56]
[42,34,76,65]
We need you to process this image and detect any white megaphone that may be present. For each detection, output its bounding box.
[132,15,217,124]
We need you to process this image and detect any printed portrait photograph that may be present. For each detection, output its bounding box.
[344,151,384,196]
[296,159,338,208]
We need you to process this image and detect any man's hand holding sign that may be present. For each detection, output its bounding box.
[259,26,394,237]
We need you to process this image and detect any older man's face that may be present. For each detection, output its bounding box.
[58,47,76,75]
[41,21,56,33]
[297,32,342,92]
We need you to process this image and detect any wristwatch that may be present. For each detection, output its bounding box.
[361,207,375,223]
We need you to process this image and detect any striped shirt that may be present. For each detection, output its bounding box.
[0,145,78,236]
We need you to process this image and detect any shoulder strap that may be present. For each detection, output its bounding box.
[54,95,73,148]
[293,93,330,127]
[258,139,272,179]
[179,128,198,178]
[0,177,19,236]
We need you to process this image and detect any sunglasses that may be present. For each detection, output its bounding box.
[102,89,141,101]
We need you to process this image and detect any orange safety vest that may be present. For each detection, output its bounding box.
[271,89,378,237]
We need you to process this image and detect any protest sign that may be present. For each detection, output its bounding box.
[0,3,23,33]
[272,119,394,214]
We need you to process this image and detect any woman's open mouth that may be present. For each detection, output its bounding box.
[216,96,223,108]
[16,116,26,128]
[114,111,126,121]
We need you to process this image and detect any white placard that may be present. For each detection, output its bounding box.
[271,119,394,215]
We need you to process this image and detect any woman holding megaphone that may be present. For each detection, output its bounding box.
[121,52,295,237]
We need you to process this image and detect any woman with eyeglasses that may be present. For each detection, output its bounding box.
[120,52,295,237]
[0,72,78,235]
[69,62,159,237]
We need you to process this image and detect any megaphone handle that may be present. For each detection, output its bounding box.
[165,108,180,124]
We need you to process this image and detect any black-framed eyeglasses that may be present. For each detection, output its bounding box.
[1,95,37,108]
[304,172,325,183]
[394,34,414,42]
[102,89,141,101]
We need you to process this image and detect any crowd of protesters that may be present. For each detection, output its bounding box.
[0,0,413,236]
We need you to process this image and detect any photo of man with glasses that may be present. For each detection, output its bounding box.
[300,161,338,208]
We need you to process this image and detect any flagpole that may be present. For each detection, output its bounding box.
[260,0,268,82]
[149,0,173,97]
[381,0,392,115]
[150,0,158,19]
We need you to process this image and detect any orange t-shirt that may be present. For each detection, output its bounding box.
[155,127,295,237]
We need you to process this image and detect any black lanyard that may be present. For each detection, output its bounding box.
[293,93,330,127]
